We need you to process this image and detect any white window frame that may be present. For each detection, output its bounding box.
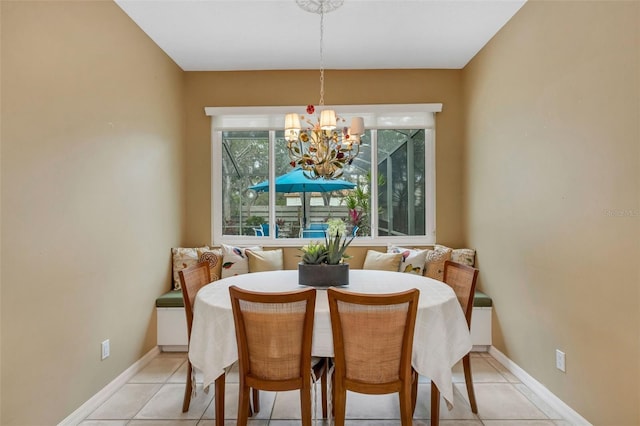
[205,104,442,247]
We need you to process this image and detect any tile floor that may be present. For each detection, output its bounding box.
[78,351,571,426]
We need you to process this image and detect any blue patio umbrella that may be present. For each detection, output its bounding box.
[249,168,355,228]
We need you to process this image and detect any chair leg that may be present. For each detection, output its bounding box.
[411,369,418,414]
[399,382,413,426]
[182,362,193,412]
[252,388,260,414]
[300,384,313,426]
[462,353,478,413]
[430,381,440,426]
[333,384,347,426]
[237,383,251,426]
[215,373,225,426]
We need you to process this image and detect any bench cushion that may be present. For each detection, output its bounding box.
[473,290,493,307]
[156,290,184,308]
[155,288,493,308]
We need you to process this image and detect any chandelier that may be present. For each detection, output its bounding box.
[285,0,364,180]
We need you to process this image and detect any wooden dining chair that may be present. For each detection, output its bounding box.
[178,261,211,412]
[443,260,479,413]
[327,287,419,426]
[181,264,260,419]
[229,285,328,426]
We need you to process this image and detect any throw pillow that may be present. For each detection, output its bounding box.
[387,246,429,275]
[362,250,403,272]
[221,244,262,278]
[197,247,224,282]
[247,249,284,273]
[423,245,453,281]
[435,244,476,267]
[172,246,209,290]
[452,248,476,267]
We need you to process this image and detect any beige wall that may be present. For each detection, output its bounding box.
[4,0,636,424]
[462,1,639,424]
[0,1,185,424]
[184,70,466,247]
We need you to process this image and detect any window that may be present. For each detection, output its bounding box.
[207,104,441,246]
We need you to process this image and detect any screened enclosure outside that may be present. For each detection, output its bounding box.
[377,129,426,236]
[220,129,427,240]
[221,130,371,239]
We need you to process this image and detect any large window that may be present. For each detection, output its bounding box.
[207,104,440,246]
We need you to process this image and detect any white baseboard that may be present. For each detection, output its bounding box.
[488,346,592,426]
[160,345,188,352]
[471,345,490,352]
[58,346,161,426]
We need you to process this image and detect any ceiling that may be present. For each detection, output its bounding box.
[115,0,526,72]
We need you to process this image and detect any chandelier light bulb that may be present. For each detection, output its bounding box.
[284,113,302,142]
[285,113,301,131]
[350,117,365,136]
[320,110,337,130]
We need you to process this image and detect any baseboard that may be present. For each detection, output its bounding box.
[471,345,490,352]
[160,345,188,352]
[488,346,592,426]
[58,346,161,426]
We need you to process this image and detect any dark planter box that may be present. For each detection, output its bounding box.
[298,262,349,287]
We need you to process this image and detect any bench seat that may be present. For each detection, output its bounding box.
[156,287,493,351]
[155,290,184,308]
[156,288,493,308]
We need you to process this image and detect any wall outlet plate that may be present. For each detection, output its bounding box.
[555,349,565,372]
[101,339,110,360]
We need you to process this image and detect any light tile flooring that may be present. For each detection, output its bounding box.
[78,351,571,426]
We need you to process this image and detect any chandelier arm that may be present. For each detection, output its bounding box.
[350,142,361,162]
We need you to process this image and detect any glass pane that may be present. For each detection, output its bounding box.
[274,131,303,239]
[221,131,269,236]
[269,131,371,239]
[341,130,371,237]
[377,129,425,236]
[378,157,389,236]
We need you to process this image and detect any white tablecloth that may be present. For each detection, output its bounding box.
[188,269,472,405]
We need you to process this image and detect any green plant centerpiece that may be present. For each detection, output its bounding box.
[298,219,354,286]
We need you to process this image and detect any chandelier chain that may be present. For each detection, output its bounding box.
[285,0,363,180]
[319,6,325,106]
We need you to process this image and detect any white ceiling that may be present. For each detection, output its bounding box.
[115,0,526,71]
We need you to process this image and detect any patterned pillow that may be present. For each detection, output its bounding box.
[423,245,453,281]
[435,244,476,267]
[247,249,284,273]
[362,250,403,272]
[221,244,262,278]
[452,248,476,267]
[197,247,223,282]
[387,246,429,275]
[172,246,209,290]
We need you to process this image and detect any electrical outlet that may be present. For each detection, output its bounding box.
[101,339,110,360]
[555,349,565,372]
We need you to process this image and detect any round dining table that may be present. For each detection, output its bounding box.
[188,269,472,414]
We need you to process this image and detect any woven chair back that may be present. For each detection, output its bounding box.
[178,262,211,338]
[229,286,316,385]
[442,260,479,328]
[328,288,419,388]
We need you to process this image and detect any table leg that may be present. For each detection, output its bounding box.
[215,373,225,426]
[430,381,440,426]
